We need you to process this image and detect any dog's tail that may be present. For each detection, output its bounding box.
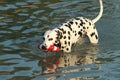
[92,0,103,23]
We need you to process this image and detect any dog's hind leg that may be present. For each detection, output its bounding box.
[87,26,98,44]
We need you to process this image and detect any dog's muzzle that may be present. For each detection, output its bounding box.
[38,44,60,53]
[38,44,46,50]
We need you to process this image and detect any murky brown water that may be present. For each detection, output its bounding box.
[0,0,120,80]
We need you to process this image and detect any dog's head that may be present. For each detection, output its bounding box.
[40,29,62,50]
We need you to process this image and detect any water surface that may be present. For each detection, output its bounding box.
[0,0,120,80]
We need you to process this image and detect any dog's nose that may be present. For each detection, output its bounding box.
[41,45,46,50]
[38,44,46,50]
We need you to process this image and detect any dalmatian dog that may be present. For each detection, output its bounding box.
[40,0,103,52]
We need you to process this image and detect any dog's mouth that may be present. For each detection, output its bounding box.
[38,44,60,53]
[53,43,61,48]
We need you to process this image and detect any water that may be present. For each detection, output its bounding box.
[0,0,120,80]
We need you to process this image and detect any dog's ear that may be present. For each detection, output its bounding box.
[56,31,62,40]
[58,31,62,39]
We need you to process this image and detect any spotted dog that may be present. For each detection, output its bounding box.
[41,0,103,52]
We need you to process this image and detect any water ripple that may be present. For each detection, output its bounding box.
[0,4,17,10]
[16,2,28,6]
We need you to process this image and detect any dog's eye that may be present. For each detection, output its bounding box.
[48,38,53,41]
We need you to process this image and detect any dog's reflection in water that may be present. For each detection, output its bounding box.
[38,45,99,76]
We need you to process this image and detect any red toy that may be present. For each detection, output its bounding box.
[38,44,60,53]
